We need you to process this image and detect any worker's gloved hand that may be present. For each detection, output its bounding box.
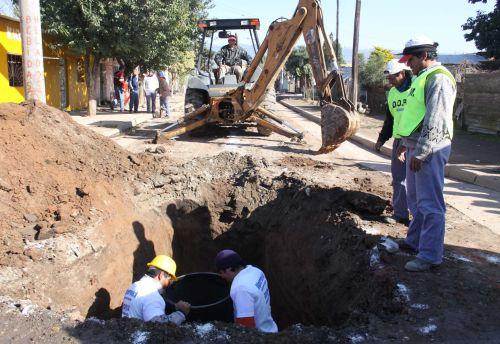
[375,141,383,151]
[175,301,191,316]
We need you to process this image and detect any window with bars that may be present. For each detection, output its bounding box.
[7,54,23,87]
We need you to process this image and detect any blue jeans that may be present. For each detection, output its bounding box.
[391,139,409,219]
[129,91,139,112]
[405,145,451,264]
[146,93,156,113]
[114,86,124,111]
[160,96,170,116]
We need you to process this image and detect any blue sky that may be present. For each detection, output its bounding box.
[208,0,496,54]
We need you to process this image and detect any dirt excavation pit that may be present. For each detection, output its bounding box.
[163,172,401,329]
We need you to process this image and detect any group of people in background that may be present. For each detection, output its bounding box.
[113,66,172,116]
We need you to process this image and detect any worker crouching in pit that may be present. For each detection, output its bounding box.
[215,250,278,333]
[121,255,191,324]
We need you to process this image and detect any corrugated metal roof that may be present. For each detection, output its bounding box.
[0,13,19,22]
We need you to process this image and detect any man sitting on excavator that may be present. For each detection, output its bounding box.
[215,34,253,83]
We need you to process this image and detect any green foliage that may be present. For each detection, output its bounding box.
[463,0,500,58]
[327,33,345,65]
[38,0,211,70]
[359,49,387,88]
[370,46,394,63]
[285,46,311,79]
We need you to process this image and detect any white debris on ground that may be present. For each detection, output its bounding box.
[349,333,365,343]
[86,317,106,325]
[362,225,381,235]
[482,253,500,265]
[378,237,399,253]
[195,323,215,337]
[411,303,430,310]
[369,246,382,268]
[396,283,410,303]
[419,323,437,335]
[449,253,472,263]
[130,330,150,344]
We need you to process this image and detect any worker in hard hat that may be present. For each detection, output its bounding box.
[396,36,457,272]
[122,255,191,324]
[215,249,278,333]
[375,59,412,226]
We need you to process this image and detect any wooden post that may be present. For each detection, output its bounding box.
[336,0,340,58]
[19,0,46,103]
[351,0,361,108]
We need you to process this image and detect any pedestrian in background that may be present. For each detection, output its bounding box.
[397,36,457,272]
[158,71,171,117]
[128,66,140,113]
[144,70,159,114]
[375,59,412,226]
[113,65,126,112]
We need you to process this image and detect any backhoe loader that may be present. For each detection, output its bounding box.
[155,0,359,154]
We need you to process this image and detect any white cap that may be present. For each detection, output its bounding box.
[399,35,439,63]
[384,59,410,75]
[404,35,434,48]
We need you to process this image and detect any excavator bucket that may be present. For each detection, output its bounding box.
[318,104,360,154]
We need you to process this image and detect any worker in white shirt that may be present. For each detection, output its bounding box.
[122,255,190,324]
[215,250,278,333]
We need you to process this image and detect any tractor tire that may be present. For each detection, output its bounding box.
[184,89,208,116]
[256,88,277,136]
[184,89,213,137]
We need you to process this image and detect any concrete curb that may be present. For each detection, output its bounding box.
[72,114,151,138]
[279,99,500,192]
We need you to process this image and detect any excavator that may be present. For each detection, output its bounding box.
[155,0,359,154]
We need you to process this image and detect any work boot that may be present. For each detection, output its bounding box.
[404,258,438,272]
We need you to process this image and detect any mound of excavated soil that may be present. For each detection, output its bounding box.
[0,102,169,312]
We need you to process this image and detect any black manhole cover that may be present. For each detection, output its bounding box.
[164,272,233,323]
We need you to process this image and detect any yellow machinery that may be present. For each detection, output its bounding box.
[156,0,359,154]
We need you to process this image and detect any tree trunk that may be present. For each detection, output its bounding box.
[85,52,100,117]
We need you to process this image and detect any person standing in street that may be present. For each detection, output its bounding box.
[158,72,171,117]
[113,65,126,112]
[215,250,278,333]
[144,70,159,114]
[128,66,140,113]
[122,255,191,324]
[397,36,457,272]
[375,59,412,226]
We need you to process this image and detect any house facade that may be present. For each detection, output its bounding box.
[1,14,116,110]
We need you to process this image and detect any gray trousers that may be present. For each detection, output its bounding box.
[391,139,409,219]
[219,65,244,82]
[405,145,451,264]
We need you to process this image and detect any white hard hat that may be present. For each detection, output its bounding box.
[384,59,410,75]
[399,35,439,63]
[404,35,435,49]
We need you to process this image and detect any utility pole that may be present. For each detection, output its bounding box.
[336,0,339,58]
[351,0,361,108]
[19,0,46,103]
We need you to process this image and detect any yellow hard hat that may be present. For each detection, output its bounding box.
[147,255,177,280]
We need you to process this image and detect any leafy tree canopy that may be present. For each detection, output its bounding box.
[327,33,345,65]
[359,47,393,88]
[37,0,211,71]
[462,0,500,58]
[285,46,313,79]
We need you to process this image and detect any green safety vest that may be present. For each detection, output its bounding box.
[397,65,456,137]
[387,85,411,139]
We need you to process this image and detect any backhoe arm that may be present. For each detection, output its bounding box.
[237,0,360,153]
